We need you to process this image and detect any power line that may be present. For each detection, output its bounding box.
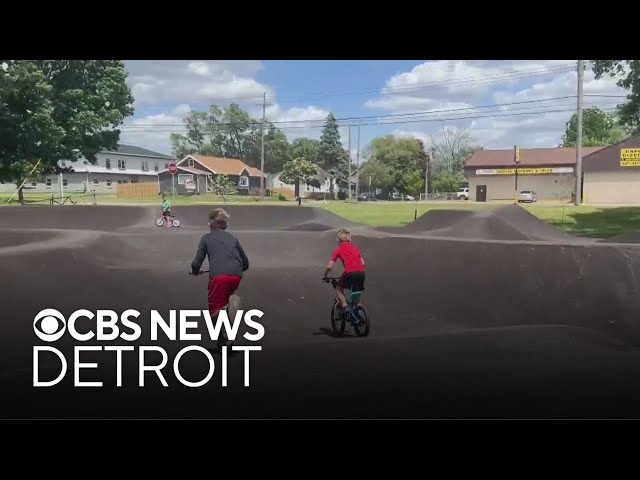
[122,95,624,129]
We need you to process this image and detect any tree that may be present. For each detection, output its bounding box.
[170,103,291,173]
[316,113,349,195]
[0,60,134,202]
[592,60,640,134]
[361,135,425,195]
[404,170,424,197]
[561,107,626,147]
[359,157,394,192]
[210,174,238,202]
[291,138,320,165]
[279,156,318,198]
[430,127,480,176]
[432,172,464,193]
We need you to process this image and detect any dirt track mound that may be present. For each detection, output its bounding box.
[410,205,583,242]
[0,230,57,247]
[174,205,356,231]
[0,205,152,231]
[378,209,474,234]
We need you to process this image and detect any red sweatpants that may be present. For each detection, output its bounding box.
[208,275,242,315]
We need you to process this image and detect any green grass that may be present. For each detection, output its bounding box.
[526,205,640,238]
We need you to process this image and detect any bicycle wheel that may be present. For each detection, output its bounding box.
[330,301,345,336]
[352,305,370,337]
[155,218,164,227]
[172,219,181,227]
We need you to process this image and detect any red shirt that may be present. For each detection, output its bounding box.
[331,242,364,274]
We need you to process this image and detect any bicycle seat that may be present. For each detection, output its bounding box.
[349,291,363,303]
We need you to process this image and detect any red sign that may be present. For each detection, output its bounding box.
[169,162,177,175]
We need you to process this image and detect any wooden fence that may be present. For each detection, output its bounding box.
[117,182,159,198]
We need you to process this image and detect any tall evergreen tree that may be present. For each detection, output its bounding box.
[316,113,349,196]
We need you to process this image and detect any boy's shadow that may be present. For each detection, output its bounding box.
[313,327,357,339]
[206,344,241,356]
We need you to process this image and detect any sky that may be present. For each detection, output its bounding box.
[119,60,628,160]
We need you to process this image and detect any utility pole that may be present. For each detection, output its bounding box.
[356,125,361,197]
[257,92,272,197]
[348,126,352,202]
[575,60,585,206]
[424,151,429,201]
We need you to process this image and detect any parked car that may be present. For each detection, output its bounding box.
[517,190,538,203]
[357,192,377,202]
[455,187,469,200]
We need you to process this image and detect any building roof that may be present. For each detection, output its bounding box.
[582,135,640,172]
[103,144,176,159]
[465,147,604,168]
[176,165,210,175]
[183,155,266,177]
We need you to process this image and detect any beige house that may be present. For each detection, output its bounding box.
[582,135,640,204]
[464,147,602,202]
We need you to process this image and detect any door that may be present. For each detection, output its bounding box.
[476,185,487,202]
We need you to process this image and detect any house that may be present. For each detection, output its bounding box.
[582,134,640,204]
[464,146,603,202]
[157,154,266,195]
[0,144,176,194]
[267,165,338,198]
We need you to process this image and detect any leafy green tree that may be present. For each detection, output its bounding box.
[0,60,134,202]
[592,60,640,134]
[562,107,626,147]
[280,156,318,197]
[170,103,291,173]
[361,135,426,195]
[291,138,320,165]
[432,172,464,192]
[210,174,238,202]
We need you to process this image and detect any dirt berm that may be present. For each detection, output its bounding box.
[377,209,474,234]
[389,205,587,242]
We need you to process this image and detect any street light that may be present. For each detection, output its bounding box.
[513,145,520,204]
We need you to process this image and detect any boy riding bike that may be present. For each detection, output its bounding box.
[191,208,249,349]
[322,228,365,318]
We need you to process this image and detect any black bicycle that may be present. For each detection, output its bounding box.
[323,277,370,337]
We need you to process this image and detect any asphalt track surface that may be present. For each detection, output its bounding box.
[2,203,640,419]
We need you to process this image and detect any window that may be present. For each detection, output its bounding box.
[105,159,111,169]
[46,178,52,187]
[142,161,149,172]
[31,179,37,187]
[61,160,66,167]
[154,163,159,172]
[178,174,193,185]
[188,158,194,167]
[165,163,169,169]
[107,179,112,187]
[93,178,99,185]
[238,176,249,187]
[63,179,68,187]
[118,159,126,170]
[117,180,123,184]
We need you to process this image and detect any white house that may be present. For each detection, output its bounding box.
[268,166,338,197]
[0,145,176,194]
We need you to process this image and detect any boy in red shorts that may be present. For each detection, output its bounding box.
[191,208,249,349]
[322,228,365,317]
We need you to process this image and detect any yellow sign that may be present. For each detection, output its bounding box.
[476,167,573,176]
[621,148,640,167]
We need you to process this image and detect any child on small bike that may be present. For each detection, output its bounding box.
[322,228,365,317]
[161,194,171,218]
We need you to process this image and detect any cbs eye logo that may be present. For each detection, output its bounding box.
[33,309,66,342]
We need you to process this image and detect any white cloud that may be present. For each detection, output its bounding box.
[119,104,192,155]
[124,60,271,107]
[375,61,629,149]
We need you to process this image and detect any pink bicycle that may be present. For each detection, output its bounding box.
[155,214,181,227]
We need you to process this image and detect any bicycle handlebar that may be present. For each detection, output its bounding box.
[188,269,210,275]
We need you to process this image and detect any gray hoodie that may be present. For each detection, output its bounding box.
[191,229,249,278]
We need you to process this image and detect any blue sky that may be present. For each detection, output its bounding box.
[120,60,626,160]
